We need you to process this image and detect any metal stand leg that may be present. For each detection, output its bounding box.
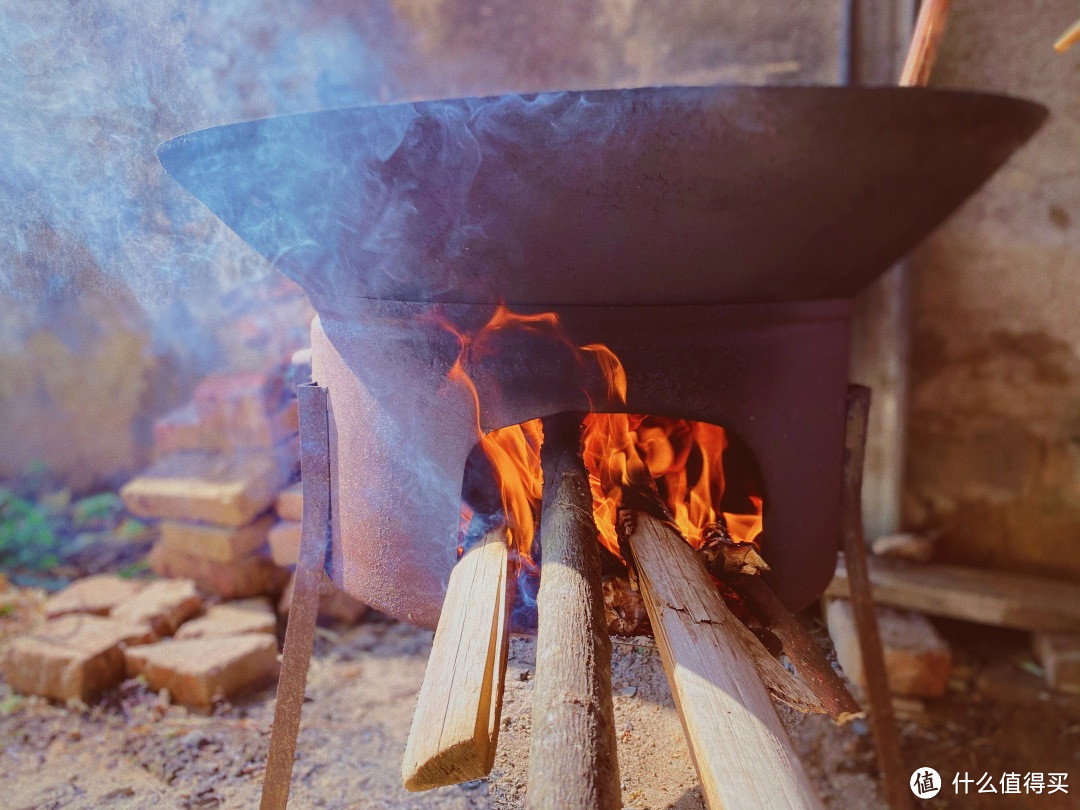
[842,385,912,810]
[261,384,332,810]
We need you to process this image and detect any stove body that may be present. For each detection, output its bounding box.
[158,85,1046,629]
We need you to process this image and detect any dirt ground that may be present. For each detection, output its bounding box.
[0,602,1078,809]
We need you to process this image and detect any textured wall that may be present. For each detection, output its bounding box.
[905,0,1080,579]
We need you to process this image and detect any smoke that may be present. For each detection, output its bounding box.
[0,0,402,334]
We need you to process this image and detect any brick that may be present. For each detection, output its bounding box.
[1,615,154,702]
[278,572,368,625]
[120,446,297,527]
[44,575,145,619]
[825,597,952,698]
[123,634,278,709]
[148,543,289,599]
[275,481,303,523]
[268,520,302,566]
[1033,632,1080,695]
[175,598,276,639]
[192,371,283,413]
[158,514,275,563]
[152,402,211,456]
[154,399,298,456]
[110,579,202,638]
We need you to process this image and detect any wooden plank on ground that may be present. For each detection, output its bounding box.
[826,554,1080,634]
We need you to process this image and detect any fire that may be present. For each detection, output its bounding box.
[444,305,763,567]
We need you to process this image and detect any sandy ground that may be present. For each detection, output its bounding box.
[0,608,1077,809]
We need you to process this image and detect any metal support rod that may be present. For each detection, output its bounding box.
[261,383,332,810]
[842,386,912,810]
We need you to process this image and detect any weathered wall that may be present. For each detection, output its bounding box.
[905,0,1080,579]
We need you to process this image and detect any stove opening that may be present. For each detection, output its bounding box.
[459,415,767,634]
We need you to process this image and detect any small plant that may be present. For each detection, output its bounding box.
[71,492,124,529]
[0,488,61,570]
[116,560,151,579]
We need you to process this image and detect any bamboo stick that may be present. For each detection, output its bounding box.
[626,510,824,810]
[401,528,510,791]
[899,0,951,87]
[527,412,621,810]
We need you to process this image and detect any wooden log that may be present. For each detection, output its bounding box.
[826,554,1080,634]
[899,0,950,87]
[729,573,863,723]
[626,510,824,810]
[843,386,912,810]
[401,528,510,790]
[1055,19,1080,53]
[527,412,620,810]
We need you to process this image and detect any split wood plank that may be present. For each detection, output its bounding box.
[826,554,1080,635]
[899,0,950,87]
[402,529,510,790]
[627,510,824,810]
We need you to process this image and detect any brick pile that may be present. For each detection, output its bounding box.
[2,574,282,709]
[123,348,366,620]
[121,365,301,599]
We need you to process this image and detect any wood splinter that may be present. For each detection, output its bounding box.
[401,528,510,791]
[626,509,824,810]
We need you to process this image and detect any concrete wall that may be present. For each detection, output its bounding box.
[905,0,1080,579]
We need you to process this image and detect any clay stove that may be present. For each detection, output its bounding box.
[158,85,1045,808]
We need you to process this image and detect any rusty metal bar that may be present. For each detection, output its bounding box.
[842,386,912,810]
[261,383,331,810]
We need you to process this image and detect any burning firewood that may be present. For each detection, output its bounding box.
[527,412,621,810]
[625,510,824,810]
[401,528,510,791]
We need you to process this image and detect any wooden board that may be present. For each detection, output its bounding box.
[826,554,1080,634]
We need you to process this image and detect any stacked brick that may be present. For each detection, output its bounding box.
[0,575,279,709]
[121,367,299,598]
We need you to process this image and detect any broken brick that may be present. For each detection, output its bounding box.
[175,598,277,639]
[158,514,275,564]
[274,481,303,523]
[120,446,297,527]
[148,544,288,599]
[825,597,952,698]
[123,633,278,710]
[1,615,155,702]
[268,520,302,566]
[44,575,145,619]
[110,579,202,638]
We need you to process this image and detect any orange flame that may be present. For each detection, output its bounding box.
[443,305,763,566]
